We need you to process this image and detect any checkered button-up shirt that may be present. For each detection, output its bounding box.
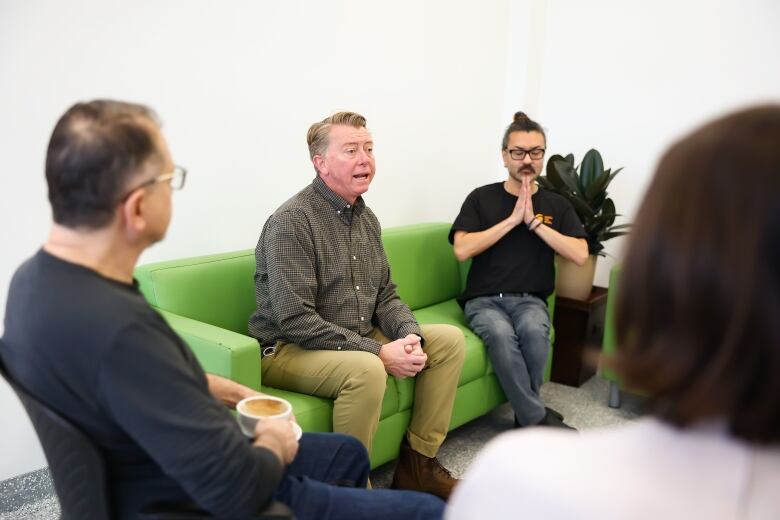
[248,176,423,355]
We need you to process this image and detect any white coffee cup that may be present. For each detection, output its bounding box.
[236,395,293,437]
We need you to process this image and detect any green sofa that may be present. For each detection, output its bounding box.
[135,222,555,467]
[601,263,622,408]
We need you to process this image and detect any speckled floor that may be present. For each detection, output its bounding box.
[0,376,643,518]
[370,375,644,487]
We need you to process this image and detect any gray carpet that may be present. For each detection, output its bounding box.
[0,376,644,519]
[370,375,644,487]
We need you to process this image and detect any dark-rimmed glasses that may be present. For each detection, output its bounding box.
[506,148,545,160]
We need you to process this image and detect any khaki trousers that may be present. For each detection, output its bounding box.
[261,324,465,457]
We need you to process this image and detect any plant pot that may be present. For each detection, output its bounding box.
[556,255,597,301]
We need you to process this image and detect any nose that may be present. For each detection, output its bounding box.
[357,149,371,164]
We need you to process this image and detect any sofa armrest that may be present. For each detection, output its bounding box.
[155,308,262,390]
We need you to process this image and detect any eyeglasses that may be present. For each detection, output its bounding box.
[119,166,187,202]
[506,148,545,160]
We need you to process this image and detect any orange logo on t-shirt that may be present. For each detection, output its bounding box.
[535,214,553,225]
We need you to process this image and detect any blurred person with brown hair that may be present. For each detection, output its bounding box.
[447,105,780,519]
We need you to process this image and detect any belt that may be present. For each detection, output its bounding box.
[498,292,533,298]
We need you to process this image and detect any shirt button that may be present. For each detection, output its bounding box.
[352,255,357,260]
[337,210,341,214]
[346,204,351,208]
[337,346,342,350]
[355,286,360,290]
[360,316,364,321]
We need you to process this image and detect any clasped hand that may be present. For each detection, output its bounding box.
[510,176,537,227]
[379,334,427,378]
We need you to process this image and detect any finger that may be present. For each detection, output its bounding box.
[411,353,427,364]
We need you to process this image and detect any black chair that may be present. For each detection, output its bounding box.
[0,349,292,520]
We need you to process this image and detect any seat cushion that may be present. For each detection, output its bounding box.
[413,299,488,384]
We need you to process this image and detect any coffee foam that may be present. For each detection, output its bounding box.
[240,398,289,417]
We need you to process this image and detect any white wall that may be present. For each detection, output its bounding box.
[0,0,512,481]
[506,0,780,287]
[1,0,779,482]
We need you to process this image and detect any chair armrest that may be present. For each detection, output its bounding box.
[155,308,261,390]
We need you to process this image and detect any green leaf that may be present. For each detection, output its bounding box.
[537,177,556,191]
[545,154,567,171]
[599,230,630,241]
[564,153,575,167]
[607,223,632,231]
[591,191,607,213]
[587,238,604,256]
[601,199,616,227]
[569,195,596,221]
[585,169,612,203]
[554,160,584,198]
[544,157,567,190]
[601,167,623,191]
[580,149,604,191]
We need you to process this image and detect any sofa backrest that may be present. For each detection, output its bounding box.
[381,222,462,310]
[135,222,463,332]
[135,250,257,335]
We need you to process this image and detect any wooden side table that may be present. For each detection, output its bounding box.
[551,286,608,387]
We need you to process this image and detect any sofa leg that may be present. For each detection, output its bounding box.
[608,381,622,408]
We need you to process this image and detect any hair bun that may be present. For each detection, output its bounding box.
[513,111,529,123]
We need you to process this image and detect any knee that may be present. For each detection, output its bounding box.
[345,355,386,401]
[517,319,550,344]
[469,314,516,343]
[422,324,466,364]
[333,433,370,469]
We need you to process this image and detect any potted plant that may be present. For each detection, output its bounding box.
[537,149,630,300]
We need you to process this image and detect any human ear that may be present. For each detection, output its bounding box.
[120,189,148,239]
[313,155,328,176]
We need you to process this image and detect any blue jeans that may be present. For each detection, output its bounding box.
[464,294,550,426]
[274,433,444,520]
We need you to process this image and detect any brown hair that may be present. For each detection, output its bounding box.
[46,100,161,229]
[501,111,546,149]
[614,105,780,443]
[306,111,367,169]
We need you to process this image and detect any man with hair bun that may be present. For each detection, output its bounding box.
[450,112,588,430]
[448,105,780,519]
[250,111,465,499]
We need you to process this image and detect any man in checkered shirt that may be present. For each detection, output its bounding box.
[249,112,465,500]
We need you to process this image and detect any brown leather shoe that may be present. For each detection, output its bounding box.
[390,440,459,500]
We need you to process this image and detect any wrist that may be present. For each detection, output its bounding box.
[527,218,542,231]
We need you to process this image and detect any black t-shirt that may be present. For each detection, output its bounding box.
[449,182,586,304]
[1,250,281,520]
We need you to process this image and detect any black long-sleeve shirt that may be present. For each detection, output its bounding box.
[1,250,282,519]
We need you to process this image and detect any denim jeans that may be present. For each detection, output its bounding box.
[273,433,444,520]
[464,294,550,426]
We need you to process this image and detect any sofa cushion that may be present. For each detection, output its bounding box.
[413,299,488,384]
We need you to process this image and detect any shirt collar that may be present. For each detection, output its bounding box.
[312,176,365,220]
